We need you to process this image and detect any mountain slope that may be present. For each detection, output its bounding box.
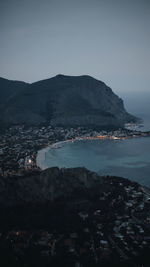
[0,77,28,108]
[0,77,29,131]
[0,74,137,128]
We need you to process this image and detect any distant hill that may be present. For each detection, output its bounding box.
[0,74,137,128]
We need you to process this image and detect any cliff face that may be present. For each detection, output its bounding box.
[0,75,137,128]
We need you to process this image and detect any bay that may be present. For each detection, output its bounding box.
[39,109,150,187]
[45,136,150,187]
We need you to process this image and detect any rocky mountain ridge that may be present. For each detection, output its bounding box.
[0,74,137,128]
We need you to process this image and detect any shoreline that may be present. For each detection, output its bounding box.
[36,132,150,170]
[36,140,70,170]
[36,146,50,170]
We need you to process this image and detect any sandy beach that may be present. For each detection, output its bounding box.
[36,146,50,170]
[36,140,68,170]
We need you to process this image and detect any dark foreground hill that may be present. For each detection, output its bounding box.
[0,167,104,207]
[0,168,150,267]
[0,75,137,128]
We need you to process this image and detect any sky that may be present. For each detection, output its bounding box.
[0,0,150,94]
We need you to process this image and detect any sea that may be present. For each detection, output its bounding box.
[42,95,150,187]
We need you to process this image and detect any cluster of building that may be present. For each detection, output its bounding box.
[0,177,150,266]
[1,124,149,177]
[0,125,84,176]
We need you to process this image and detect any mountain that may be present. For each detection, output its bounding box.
[0,74,137,128]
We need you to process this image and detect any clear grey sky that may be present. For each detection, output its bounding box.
[0,0,150,93]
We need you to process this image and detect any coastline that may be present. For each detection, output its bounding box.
[36,131,150,170]
[36,140,69,170]
[36,146,50,170]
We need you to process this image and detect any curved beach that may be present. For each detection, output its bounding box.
[36,140,69,170]
[36,138,102,170]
